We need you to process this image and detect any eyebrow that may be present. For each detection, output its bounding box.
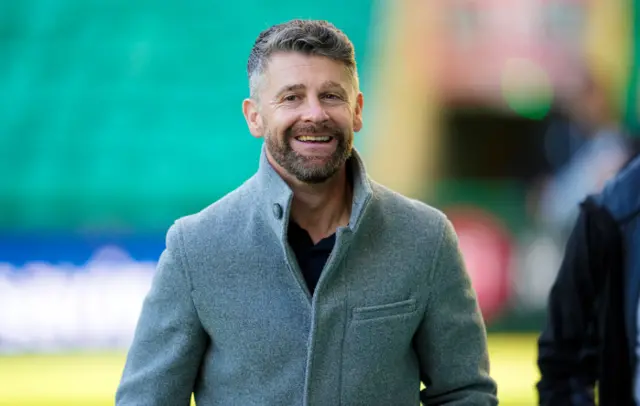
[319,81,348,94]
[273,81,349,100]
[273,84,306,99]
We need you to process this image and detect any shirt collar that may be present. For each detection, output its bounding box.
[254,143,374,242]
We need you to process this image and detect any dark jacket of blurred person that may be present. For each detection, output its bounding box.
[115,19,497,406]
[537,153,640,406]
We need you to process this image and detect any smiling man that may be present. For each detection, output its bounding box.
[115,19,497,406]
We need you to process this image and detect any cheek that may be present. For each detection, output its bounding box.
[269,111,299,134]
[333,109,356,130]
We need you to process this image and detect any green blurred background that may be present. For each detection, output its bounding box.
[1,0,639,404]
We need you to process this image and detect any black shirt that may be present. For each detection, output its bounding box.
[287,221,335,295]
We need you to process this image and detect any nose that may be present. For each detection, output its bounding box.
[301,96,330,122]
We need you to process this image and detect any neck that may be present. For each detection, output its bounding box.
[268,156,353,244]
[290,167,352,243]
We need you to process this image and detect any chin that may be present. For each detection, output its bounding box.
[296,174,333,184]
[294,166,340,184]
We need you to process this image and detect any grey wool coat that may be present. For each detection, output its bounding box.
[115,146,498,406]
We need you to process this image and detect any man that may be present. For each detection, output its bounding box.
[537,73,630,234]
[537,153,640,406]
[116,19,497,405]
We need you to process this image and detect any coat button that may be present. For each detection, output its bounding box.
[272,203,283,219]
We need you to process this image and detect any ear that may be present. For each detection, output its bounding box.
[242,98,265,138]
[353,92,364,132]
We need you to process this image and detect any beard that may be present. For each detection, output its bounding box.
[264,120,353,184]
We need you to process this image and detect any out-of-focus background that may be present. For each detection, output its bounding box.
[1,0,638,404]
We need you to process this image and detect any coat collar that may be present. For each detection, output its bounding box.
[255,144,373,242]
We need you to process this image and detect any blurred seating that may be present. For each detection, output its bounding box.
[0,0,373,231]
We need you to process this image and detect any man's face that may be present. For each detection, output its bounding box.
[243,52,364,184]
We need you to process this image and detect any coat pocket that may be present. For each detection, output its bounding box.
[352,298,417,321]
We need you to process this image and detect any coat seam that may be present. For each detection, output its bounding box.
[425,218,448,310]
[173,220,199,311]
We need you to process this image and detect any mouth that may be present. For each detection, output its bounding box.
[294,135,334,143]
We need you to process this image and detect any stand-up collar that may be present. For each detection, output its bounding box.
[255,144,374,241]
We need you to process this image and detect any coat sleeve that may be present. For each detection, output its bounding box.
[536,201,608,406]
[416,218,498,405]
[116,221,208,406]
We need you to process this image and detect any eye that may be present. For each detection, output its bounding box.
[283,94,299,102]
[323,93,342,100]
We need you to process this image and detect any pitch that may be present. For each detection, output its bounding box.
[0,334,538,405]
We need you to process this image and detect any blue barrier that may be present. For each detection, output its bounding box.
[0,234,164,354]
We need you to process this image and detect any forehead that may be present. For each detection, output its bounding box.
[262,52,352,91]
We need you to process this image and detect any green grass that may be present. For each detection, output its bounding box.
[0,334,539,405]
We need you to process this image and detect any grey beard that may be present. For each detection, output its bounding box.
[264,132,352,184]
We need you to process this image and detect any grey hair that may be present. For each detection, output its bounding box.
[247,19,359,99]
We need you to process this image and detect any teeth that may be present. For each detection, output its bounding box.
[297,136,331,142]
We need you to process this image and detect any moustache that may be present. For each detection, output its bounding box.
[286,122,343,139]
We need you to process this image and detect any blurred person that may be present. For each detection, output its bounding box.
[536,73,630,234]
[542,107,588,174]
[537,153,640,406]
[115,19,497,405]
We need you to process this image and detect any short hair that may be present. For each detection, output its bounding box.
[247,19,359,99]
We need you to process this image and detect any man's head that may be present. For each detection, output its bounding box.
[570,71,619,132]
[242,19,364,184]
